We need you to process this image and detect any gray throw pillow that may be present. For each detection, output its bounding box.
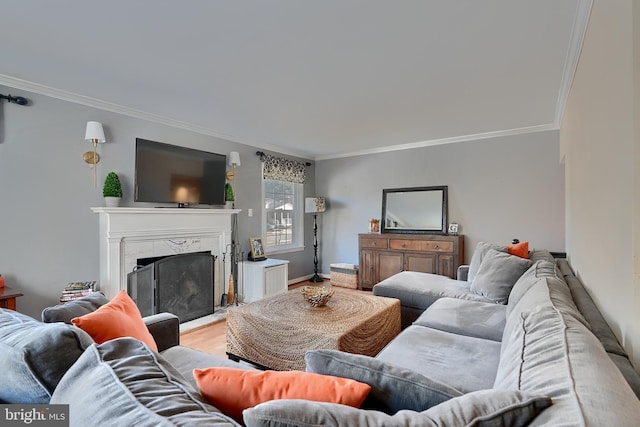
[0,308,94,403]
[242,390,551,427]
[41,292,109,324]
[51,338,240,426]
[424,389,551,426]
[305,349,462,414]
[468,242,508,283]
[470,249,533,304]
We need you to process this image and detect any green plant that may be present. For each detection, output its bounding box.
[225,182,235,202]
[103,172,123,198]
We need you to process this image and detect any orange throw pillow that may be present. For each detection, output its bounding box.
[194,367,371,422]
[506,241,529,259]
[71,290,158,351]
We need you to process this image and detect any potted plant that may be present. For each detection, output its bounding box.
[103,172,123,207]
[225,182,235,208]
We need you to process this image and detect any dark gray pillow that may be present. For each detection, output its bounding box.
[0,308,94,403]
[51,338,239,426]
[242,390,551,427]
[305,349,462,414]
[470,249,533,304]
[41,292,109,324]
[468,242,508,283]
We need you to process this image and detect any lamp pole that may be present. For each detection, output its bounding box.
[310,213,323,282]
[305,197,326,283]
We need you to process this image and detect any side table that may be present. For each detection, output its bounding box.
[0,286,24,311]
[239,259,289,303]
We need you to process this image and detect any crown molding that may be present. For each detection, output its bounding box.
[554,0,594,127]
[0,74,312,160]
[0,74,241,140]
[0,67,572,163]
[315,124,559,161]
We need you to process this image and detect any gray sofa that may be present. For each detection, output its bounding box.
[321,245,639,426]
[1,293,248,426]
[242,248,640,426]
[2,292,555,427]
[3,248,640,426]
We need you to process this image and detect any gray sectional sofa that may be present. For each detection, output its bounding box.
[346,245,640,426]
[2,245,640,426]
[247,247,640,425]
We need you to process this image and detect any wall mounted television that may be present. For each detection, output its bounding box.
[135,138,227,207]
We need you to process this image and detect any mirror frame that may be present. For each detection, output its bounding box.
[381,185,448,235]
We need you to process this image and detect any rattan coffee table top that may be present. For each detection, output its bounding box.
[226,287,401,371]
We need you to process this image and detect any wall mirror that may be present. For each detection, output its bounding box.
[381,186,448,234]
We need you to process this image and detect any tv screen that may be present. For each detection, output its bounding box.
[135,138,227,206]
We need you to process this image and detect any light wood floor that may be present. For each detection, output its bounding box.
[180,279,332,358]
[180,318,228,357]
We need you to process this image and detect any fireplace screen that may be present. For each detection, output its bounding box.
[127,252,214,323]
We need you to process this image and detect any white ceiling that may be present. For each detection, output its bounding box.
[0,1,591,160]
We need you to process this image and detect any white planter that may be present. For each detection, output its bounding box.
[104,197,121,207]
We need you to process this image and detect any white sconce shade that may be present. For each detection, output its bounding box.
[83,121,106,188]
[228,151,241,167]
[305,197,326,213]
[85,121,106,143]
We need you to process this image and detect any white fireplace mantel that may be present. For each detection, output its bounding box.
[91,207,241,301]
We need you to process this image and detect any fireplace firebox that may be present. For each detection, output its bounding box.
[127,252,215,323]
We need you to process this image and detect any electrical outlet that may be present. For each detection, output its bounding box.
[248,208,253,217]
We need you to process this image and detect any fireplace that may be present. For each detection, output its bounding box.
[127,252,215,323]
[91,207,241,314]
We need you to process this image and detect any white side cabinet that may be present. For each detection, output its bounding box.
[239,258,289,303]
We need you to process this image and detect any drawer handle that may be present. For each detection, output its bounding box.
[371,242,376,247]
[434,245,439,249]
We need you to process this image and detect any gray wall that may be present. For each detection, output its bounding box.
[0,85,316,319]
[315,131,565,270]
[0,84,566,321]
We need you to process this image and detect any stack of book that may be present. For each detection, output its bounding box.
[59,281,97,303]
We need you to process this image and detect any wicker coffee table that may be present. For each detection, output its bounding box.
[226,287,401,371]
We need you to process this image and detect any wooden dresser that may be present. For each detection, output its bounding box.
[358,233,464,290]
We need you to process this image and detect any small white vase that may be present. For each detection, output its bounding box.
[104,197,121,207]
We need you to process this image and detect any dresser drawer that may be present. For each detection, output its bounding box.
[389,239,422,251]
[422,241,454,252]
[360,237,388,249]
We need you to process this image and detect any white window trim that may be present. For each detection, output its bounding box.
[261,178,305,254]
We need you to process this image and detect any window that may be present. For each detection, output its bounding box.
[260,153,307,253]
[263,179,303,252]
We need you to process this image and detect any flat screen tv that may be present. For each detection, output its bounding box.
[135,138,227,207]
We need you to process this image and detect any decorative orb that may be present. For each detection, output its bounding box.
[300,286,334,307]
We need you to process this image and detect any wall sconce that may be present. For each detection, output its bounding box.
[83,121,106,187]
[226,151,241,180]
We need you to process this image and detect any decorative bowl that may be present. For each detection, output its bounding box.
[300,285,334,307]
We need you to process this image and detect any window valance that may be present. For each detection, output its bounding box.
[262,154,306,184]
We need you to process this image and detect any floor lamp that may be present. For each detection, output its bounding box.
[305,197,326,283]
